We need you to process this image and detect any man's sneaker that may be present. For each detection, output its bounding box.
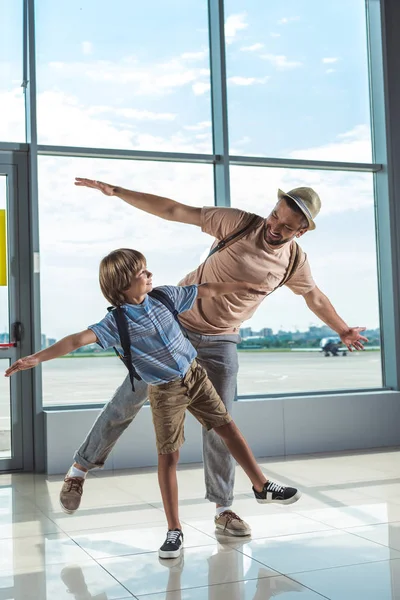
[159,529,184,559]
[59,474,85,514]
[214,510,251,536]
[253,480,301,505]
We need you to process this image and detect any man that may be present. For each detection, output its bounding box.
[60,178,366,536]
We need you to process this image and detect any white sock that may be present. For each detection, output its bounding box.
[68,465,87,478]
[216,506,231,517]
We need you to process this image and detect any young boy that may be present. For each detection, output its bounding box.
[5,248,301,559]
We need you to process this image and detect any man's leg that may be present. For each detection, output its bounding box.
[186,331,239,505]
[184,330,249,534]
[60,375,148,514]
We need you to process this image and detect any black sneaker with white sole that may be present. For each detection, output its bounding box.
[253,480,301,505]
[159,529,184,559]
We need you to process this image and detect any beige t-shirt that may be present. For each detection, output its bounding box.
[179,207,316,335]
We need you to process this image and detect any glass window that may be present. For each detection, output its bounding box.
[35,0,211,152]
[225,0,372,162]
[38,157,214,405]
[229,165,382,396]
[0,1,25,142]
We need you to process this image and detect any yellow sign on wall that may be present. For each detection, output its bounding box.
[0,209,6,286]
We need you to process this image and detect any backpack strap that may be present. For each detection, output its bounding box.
[107,306,141,391]
[148,288,179,322]
[277,241,303,288]
[206,213,263,260]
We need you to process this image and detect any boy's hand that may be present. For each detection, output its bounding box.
[5,355,40,377]
[75,178,116,196]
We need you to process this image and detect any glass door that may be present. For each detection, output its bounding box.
[0,165,24,470]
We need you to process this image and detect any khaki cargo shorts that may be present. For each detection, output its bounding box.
[149,359,232,454]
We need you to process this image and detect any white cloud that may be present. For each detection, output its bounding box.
[82,41,93,56]
[180,51,207,61]
[261,54,303,70]
[192,82,211,95]
[322,57,339,64]
[326,69,336,74]
[49,53,209,97]
[0,88,25,141]
[184,121,212,131]
[88,106,176,121]
[225,13,248,44]
[240,43,264,52]
[278,16,300,25]
[228,76,269,86]
[270,33,281,38]
[290,124,372,165]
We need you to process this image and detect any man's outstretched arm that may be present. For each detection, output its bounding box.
[75,178,202,226]
[303,286,368,351]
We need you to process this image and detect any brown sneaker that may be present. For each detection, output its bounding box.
[214,510,251,536]
[59,475,85,514]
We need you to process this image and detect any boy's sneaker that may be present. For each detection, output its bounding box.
[59,474,85,514]
[214,510,251,536]
[253,480,301,505]
[159,529,184,559]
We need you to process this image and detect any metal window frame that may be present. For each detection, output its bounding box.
[11,1,398,457]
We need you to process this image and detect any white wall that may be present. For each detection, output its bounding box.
[45,390,400,474]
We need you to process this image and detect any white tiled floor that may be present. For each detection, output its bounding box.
[1,448,400,599]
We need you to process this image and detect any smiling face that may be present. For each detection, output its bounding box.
[123,265,153,304]
[265,198,309,246]
[99,248,150,306]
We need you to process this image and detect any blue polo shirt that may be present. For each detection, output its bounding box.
[88,285,198,385]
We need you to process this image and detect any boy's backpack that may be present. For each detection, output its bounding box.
[107,287,179,391]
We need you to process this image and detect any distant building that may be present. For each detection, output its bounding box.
[239,327,252,338]
[258,328,273,337]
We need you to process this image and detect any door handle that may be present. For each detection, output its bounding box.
[11,322,23,344]
[0,323,23,348]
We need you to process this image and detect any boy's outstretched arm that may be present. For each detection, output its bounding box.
[75,178,201,226]
[4,330,97,377]
[197,282,269,298]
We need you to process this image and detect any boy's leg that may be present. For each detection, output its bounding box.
[149,381,188,559]
[60,376,148,514]
[158,450,181,531]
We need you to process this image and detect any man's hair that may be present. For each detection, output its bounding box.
[99,248,146,306]
[282,196,309,229]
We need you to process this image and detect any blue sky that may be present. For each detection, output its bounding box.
[0,0,380,339]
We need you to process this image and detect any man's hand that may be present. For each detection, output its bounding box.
[5,355,40,377]
[339,327,368,352]
[74,177,202,225]
[75,178,116,196]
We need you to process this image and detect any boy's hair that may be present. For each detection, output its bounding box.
[99,248,146,306]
